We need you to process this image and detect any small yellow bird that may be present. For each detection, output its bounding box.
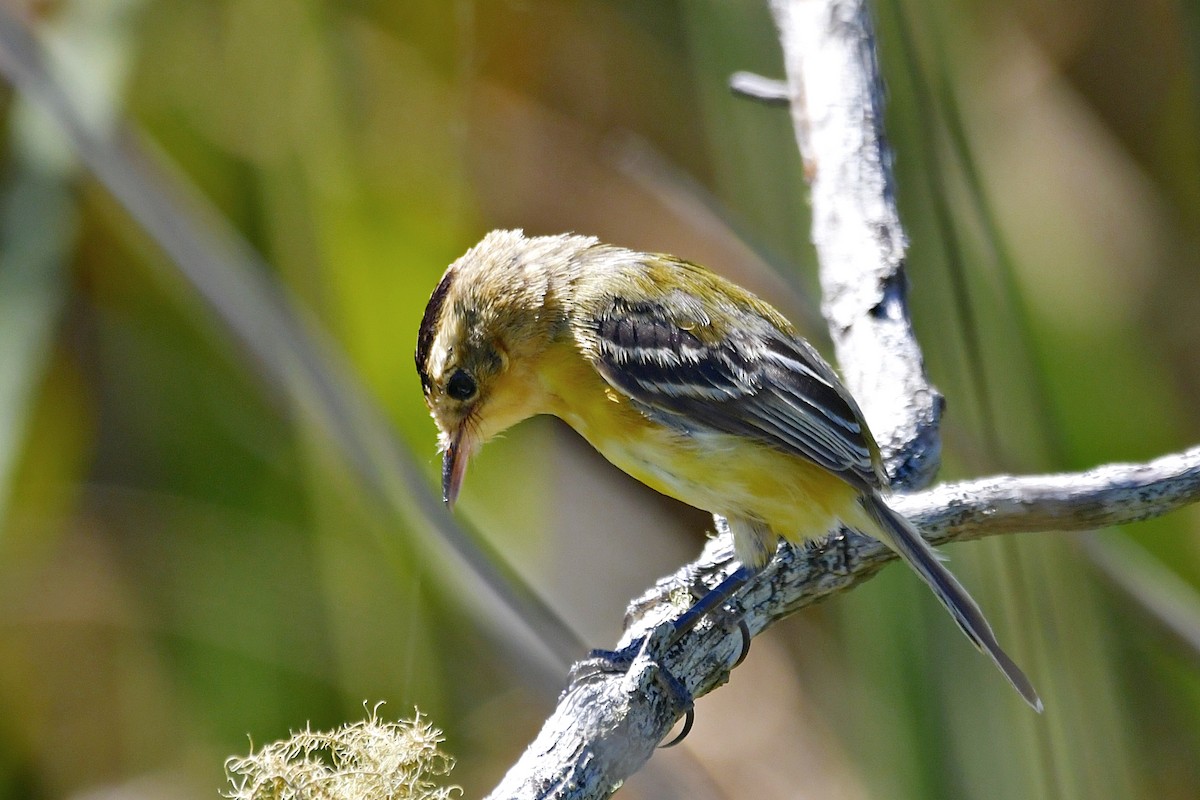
[416,229,1041,711]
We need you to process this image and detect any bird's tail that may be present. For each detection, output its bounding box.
[858,492,1043,712]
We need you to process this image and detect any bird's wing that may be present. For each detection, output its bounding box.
[583,294,882,490]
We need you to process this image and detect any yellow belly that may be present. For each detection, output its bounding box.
[538,348,863,542]
[591,419,859,538]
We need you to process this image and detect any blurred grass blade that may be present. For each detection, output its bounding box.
[1086,534,1200,670]
[885,0,1000,456]
[0,5,583,675]
[0,0,131,530]
[0,167,75,527]
[891,0,1068,463]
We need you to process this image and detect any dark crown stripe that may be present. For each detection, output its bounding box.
[415,267,456,394]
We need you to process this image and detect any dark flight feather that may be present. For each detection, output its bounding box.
[589,297,881,491]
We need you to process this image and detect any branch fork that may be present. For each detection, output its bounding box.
[483,1,1200,797]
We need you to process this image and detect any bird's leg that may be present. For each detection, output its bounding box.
[574,633,695,741]
[623,515,742,629]
[580,517,765,681]
[584,562,755,680]
[667,564,754,645]
[622,560,714,630]
[569,625,696,747]
[573,524,762,749]
[663,514,776,654]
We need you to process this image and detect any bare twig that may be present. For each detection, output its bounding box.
[770,0,942,488]
[486,446,1200,800]
[889,446,1200,542]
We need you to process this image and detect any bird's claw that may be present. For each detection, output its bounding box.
[569,627,697,748]
[570,644,640,683]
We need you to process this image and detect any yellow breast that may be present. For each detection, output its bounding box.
[533,342,862,542]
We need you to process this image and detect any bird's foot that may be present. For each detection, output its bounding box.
[569,626,696,747]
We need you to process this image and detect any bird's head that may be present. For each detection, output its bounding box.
[415,230,598,506]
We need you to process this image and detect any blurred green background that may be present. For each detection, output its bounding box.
[1,0,1199,798]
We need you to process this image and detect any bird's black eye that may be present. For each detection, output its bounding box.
[446,369,477,401]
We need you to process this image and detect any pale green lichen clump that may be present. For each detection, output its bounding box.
[224,706,460,800]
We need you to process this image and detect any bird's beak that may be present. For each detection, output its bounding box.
[441,426,472,509]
